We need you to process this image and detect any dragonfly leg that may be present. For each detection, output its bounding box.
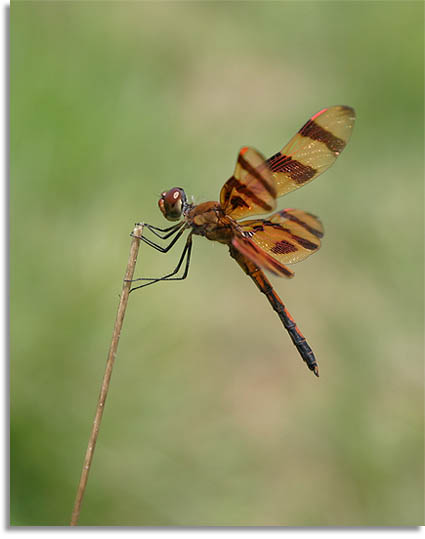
[129,234,193,292]
[134,222,184,240]
[229,246,319,377]
[131,225,186,253]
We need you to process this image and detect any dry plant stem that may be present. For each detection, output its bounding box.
[70,225,144,526]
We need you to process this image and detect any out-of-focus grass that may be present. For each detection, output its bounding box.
[11,1,423,526]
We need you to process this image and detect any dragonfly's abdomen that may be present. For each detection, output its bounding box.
[229,245,319,376]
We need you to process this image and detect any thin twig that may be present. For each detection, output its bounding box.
[70,224,143,526]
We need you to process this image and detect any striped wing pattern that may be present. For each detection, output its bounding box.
[266,105,355,197]
[220,146,277,220]
[223,105,353,276]
[233,209,324,277]
[232,234,295,278]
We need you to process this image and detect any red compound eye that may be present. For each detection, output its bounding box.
[158,188,186,221]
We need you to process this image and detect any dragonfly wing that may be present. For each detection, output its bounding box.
[237,208,324,268]
[232,234,294,278]
[220,146,277,220]
[266,106,355,197]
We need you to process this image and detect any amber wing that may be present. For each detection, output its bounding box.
[231,233,295,278]
[232,209,323,277]
[266,105,355,197]
[220,146,277,220]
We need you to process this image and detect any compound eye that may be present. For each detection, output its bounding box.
[158,188,185,221]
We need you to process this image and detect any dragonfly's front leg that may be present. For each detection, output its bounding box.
[135,221,183,240]
[131,223,186,253]
[129,234,193,292]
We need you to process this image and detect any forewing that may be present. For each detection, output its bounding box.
[238,209,324,266]
[266,106,355,197]
[220,147,277,220]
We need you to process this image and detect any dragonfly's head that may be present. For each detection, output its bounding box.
[158,187,188,221]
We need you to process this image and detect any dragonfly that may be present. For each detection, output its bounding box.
[130,105,355,376]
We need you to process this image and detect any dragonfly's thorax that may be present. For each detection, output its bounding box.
[186,201,234,244]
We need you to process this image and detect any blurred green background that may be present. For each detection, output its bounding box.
[11,0,423,526]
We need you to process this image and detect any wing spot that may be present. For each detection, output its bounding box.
[280,210,324,238]
[267,154,316,184]
[299,119,346,155]
[230,195,249,210]
[270,240,298,254]
[292,235,319,250]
